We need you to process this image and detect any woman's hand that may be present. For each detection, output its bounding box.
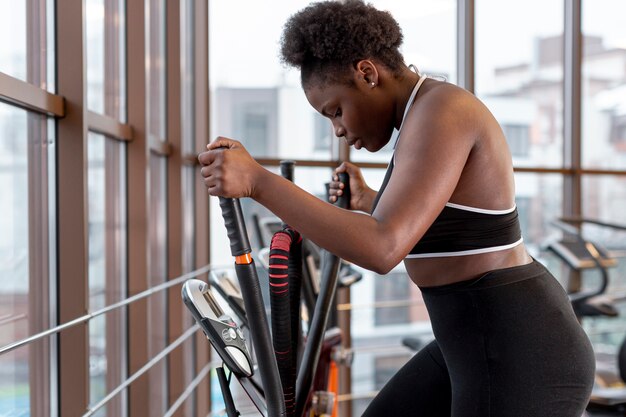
[198,137,265,198]
[328,162,377,212]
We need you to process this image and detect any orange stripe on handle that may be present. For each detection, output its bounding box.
[235,253,252,264]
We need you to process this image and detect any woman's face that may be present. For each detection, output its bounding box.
[304,77,395,152]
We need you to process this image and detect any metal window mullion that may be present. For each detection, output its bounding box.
[26,0,53,415]
[457,0,475,92]
[563,0,582,218]
[166,0,187,409]
[56,0,89,415]
[180,0,198,414]
[126,0,150,413]
[27,113,52,417]
[194,0,211,415]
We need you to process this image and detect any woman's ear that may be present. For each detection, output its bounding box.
[355,59,379,88]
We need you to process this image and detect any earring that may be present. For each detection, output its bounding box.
[370,82,375,86]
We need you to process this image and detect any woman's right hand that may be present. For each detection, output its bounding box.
[328,162,376,212]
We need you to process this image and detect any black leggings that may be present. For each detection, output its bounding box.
[362,260,595,417]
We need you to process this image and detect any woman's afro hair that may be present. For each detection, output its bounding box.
[279,0,404,87]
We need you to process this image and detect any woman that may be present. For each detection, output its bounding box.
[198,1,594,415]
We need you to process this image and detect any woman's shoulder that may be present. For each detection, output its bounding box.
[405,81,482,135]
[418,80,481,112]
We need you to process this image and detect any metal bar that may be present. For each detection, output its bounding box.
[194,0,211,413]
[563,0,583,217]
[254,158,626,176]
[337,287,352,417]
[560,217,626,231]
[150,137,173,156]
[563,0,583,294]
[56,0,89,413]
[26,1,54,411]
[0,263,220,356]
[83,324,201,417]
[337,299,426,311]
[256,157,342,168]
[87,111,133,141]
[337,391,379,402]
[347,344,425,354]
[515,167,626,175]
[0,314,27,326]
[457,0,475,92]
[0,71,64,117]
[163,361,215,417]
[166,0,186,410]
[126,0,149,412]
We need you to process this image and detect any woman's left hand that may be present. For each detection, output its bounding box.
[198,137,264,198]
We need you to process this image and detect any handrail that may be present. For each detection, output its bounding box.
[0,263,224,356]
[83,324,200,416]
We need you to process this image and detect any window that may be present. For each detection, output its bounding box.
[0,105,55,417]
[351,0,457,164]
[314,113,332,151]
[374,273,410,326]
[582,0,626,169]
[209,0,337,162]
[476,0,564,168]
[0,1,55,91]
[374,355,412,390]
[502,124,531,157]
[86,0,126,119]
[214,89,278,157]
[610,116,626,147]
[87,133,128,416]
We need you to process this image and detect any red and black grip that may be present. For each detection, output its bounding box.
[218,196,286,417]
[269,228,302,417]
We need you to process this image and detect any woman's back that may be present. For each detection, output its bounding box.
[390,80,531,285]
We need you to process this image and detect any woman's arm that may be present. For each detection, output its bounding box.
[199,86,478,274]
[200,143,391,272]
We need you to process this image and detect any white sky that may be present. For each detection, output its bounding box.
[208,0,626,89]
[1,1,625,86]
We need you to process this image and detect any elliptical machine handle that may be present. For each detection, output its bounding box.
[218,197,287,417]
[218,198,252,257]
[335,172,350,210]
[295,173,350,417]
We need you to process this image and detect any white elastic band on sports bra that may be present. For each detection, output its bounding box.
[405,237,524,259]
[445,202,517,215]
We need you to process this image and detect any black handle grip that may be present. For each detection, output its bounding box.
[280,160,296,182]
[335,172,350,209]
[218,197,251,256]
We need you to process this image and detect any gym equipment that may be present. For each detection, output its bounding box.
[183,166,354,417]
[546,217,626,413]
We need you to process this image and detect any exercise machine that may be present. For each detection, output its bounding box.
[183,169,353,417]
[546,217,626,413]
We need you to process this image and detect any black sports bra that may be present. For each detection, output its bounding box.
[371,160,523,258]
[370,70,523,259]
